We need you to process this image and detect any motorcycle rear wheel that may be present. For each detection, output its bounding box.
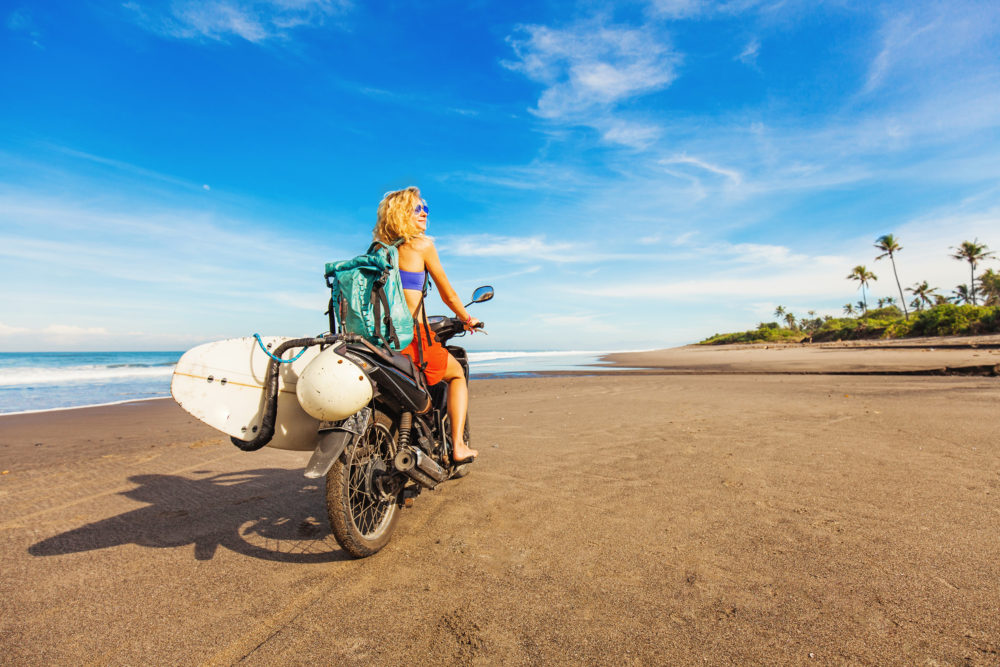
[325,409,400,558]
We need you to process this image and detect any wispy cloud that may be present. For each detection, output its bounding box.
[124,0,349,43]
[47,145,210,191]
[6,7,42,48]
[646,0,776,20]
[601,120,662,149]
[660,154,742,186]
[40,325,110,336]
[0,189,342,347]
[863,5,1000,95]
[864,13,937,94]
[474,265,543,282]
[502,19,680,145]
[647,0,704,19]
[447,161,598,192]
[0,322,29,336]
[571,273,847,300]
[736,37,760,67]
[445,234,577,263]
[0,321,219,351]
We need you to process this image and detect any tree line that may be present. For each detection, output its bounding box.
[845,236,998,317]
[701,235,1000,344]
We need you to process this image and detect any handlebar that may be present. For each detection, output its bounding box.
[427,316,485,343]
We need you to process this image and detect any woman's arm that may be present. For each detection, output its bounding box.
[421,239,476,325]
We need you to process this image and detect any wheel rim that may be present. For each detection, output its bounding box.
[346,423,396,539]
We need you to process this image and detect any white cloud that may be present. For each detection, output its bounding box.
[41,325,110,336]
[602,121,662,149]
[864,13,936,94]
[539,312,620,333]
[660,154,742,186]
[125,0,349,43]
[737,38,760,66]
[450,161,598,191]
[5,9,31,31]
[6,7,43,48]
[502,20,680,122]
[863,5,1000,95]
[572,273,846,300]
[648,0,704,19]
[260,290,328,311]
[474,265,543,282]
[647,0,774,20]
[446,235,577,263]
[0,322,29,335]
[714,242,806,265]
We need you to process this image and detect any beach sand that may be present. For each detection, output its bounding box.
[1,343,999,664]
[602,334,1000,375]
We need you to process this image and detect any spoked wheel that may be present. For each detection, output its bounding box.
[326,410,401,558]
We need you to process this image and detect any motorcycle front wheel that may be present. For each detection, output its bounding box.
[325,409,400,558]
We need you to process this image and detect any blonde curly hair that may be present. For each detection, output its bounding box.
[373,186,425,244]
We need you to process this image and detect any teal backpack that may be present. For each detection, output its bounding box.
[324,240,414,350]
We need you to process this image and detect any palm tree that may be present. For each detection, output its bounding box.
[876,297,886,308]
[906,281,937,311]
[784,312,798,330]
[951,239,995,306]
[874,234,909,318]
[855,300,866,313]
[885,296,896,306]
[951,284,972,305]
[847,265,877,313]
[843,303,856,316]
[773,305,786,321]
[978,268,1000,306]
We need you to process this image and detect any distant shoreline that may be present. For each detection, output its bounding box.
[690,332,1000,350]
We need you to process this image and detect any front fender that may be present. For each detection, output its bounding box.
[302,408,372,479]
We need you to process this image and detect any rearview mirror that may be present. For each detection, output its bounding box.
[470,285,494,304]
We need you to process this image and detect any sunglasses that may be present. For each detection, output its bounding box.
[414,204,429,214]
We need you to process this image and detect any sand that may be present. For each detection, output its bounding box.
[602,334,1000,375]
[1,343,999,664]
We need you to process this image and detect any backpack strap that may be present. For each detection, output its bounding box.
[368,241,402,350]
[371,271,400,349]
[325,276,341,335]
[409,270,435,376]
[419,270,432,348]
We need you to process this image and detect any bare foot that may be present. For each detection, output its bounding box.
[452,442,479,463]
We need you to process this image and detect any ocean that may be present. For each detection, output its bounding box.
[0,349,617,415]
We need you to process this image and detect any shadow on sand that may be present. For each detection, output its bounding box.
[29,469,350,563]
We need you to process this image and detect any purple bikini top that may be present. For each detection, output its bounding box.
[399,268,425,290]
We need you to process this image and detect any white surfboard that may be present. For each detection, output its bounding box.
[170,336,322,451]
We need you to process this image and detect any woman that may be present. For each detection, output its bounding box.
[373,187,479,465]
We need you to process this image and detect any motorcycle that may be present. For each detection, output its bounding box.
[217,285,494,558]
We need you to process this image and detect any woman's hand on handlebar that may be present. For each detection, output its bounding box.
[463,316,482,333]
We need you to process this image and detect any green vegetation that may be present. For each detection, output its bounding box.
[700,236,1000,345]
[701,323,805,345]
[701,304,1000,345]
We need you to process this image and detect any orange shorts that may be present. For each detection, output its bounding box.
[401,330,450,385]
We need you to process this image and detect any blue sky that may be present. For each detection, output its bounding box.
[2,0,999,352]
